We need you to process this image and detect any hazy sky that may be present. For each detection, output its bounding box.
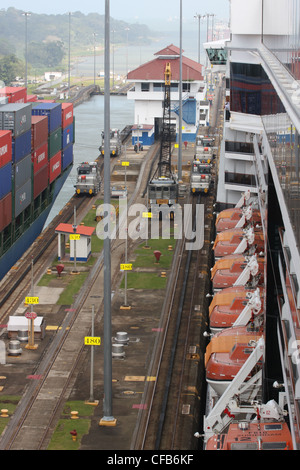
[1,0,230,28]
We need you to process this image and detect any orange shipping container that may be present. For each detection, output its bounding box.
[32,142,48,174]
[0,86,27,103]
[31,115,48,150]
[49,151,61,183]
[34,164,48,199]
[61,103,74,129]
[0,192,12,231]
[0,130,12,169]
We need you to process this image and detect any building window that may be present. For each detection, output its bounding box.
[225,141,254,154]
[225,172,256,186]
[183,83,191,92]
[141,83,150,92]
[153,83,164,92]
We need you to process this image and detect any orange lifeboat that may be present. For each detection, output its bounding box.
[209,286,263,332]
[213,227,264,258]
[205,325,263,396]
[206,421,293,450]
[215,206,261,233]
[211,254,264,291]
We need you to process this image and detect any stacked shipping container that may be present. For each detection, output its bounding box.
[0,130,12,231]
[31,115,48,199]
[0,90,74,234]
[61,103,74,171]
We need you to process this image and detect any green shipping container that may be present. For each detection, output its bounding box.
[48,127,62,159]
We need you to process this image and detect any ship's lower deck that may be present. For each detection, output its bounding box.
[0,166,72,280]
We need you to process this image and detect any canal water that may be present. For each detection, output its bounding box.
[45,29,206,225]
[46,94,134,225]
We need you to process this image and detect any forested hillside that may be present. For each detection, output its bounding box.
[0,7,156,70]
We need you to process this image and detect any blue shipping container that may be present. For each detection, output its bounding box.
[32,103,62,134]
[62,144,73,170]
[12,129,32,163]
[62,123,74,150]
[0,161,12,199]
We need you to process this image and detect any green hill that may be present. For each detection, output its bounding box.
[0,7,157,70]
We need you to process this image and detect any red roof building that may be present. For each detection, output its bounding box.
[127,44,209,144]
[127,44,203,82]
[55,223,95,262]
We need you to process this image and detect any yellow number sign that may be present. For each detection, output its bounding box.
[85,336,101,346]
[120,264,133,271]
[25,297,39,305]
[70,234,81,241]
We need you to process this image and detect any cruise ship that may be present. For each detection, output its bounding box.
[203,0,300,450]
[0,87,74,280]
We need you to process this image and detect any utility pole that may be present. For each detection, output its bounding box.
[194,13,204,64]
[23,12,31,89]
[100,0,116,428]
[178,0,183,183]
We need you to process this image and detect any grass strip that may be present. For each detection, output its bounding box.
[47,401,95,450]
[120,272,167,289]
[57,272,89,305]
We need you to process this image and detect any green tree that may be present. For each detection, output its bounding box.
[28,41,64,68]
[0,55,22,85]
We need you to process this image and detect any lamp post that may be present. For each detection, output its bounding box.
[100,0,116,428]
[194,13,204,64]
[178,0,183,183]
[111,29,115,88]
[93,32,98,86]
[22,12,31,89]
[125,27,130,77]
[67,12,72,98]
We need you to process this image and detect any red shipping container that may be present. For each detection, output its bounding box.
[32,142,48,174]
[27,95,38,102]
[0,86,27,103]
[0,130,12,169]
[31,115,48,150]
[49,151,61,183]
[34,164,48,199]
[61,103,74,129]
[0,192,12,231]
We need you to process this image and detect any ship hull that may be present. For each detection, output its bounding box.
[0,166,71,281]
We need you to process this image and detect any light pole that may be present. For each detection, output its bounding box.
[22,12,31,89]
[100,0,116,428]
[194,13,204,64]
[125,27,130,77]
[93,32,98,86]
[67,12,72,98]
[111,29,115,88]
[178,0,183,182]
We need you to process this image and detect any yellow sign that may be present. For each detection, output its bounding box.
[120,263,133,271]
[122,161,130,166]
[174,143,179,148]
[70,234,81,241]
[85,336,101,346]
[142,212,152,218]
[25,297,39,305]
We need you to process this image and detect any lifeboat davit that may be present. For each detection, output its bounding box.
[211,254,264,291]
[215,205,261,233]
[205,324,263,396]
[206,420,293,450]
[213,226,264,259]
[209,286,263,333]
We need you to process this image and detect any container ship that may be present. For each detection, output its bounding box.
[0,86,74,281]
[201,0,300,451]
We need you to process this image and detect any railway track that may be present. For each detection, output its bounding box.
[0,139,160,450]
[130,193,213,450]
[0,131,133,322]
[130,82,225,450]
